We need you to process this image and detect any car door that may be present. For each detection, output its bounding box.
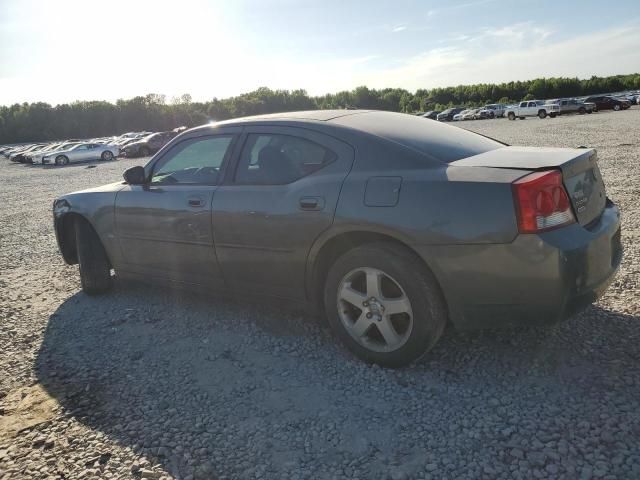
[518,102,527,116]
[86,143,100,161]
[212,126,354,299]
[114,129,240,286]
[68,144,90,162]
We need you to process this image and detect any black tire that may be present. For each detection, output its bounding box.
[139,146,150,157]
[549,113,556,118]
[578,107,586,115]
[75,219,112,295]
[101,150,114,161]
[490,112,495,119]
[508,112,516,120]
[323,242,447,368]
[613,104,621,111]
[55,155,69,166]
[538,110,547,119]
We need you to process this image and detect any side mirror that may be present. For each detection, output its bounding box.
[123,166,147,185]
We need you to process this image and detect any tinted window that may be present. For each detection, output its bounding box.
[151,136,233,185]
[519,102,527,107]
[235,134,335,185]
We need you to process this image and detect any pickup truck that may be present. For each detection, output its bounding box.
[506,100,560,120]
[547,98,595,115]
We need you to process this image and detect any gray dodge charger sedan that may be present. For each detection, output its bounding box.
[53,110,622,367]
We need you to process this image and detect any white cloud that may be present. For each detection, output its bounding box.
[392,25,407,33]
[338,24,640,92]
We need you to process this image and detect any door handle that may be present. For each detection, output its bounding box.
[188,197,204,208]
[299,196,324,211]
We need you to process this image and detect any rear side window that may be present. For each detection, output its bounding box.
[235,134,336,185]
[331,111,503,164]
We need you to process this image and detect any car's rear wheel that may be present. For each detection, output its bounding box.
[508,112,516,120]
[538,110,547,119]
[75,219,112,295]
[324,243,447,368]
[101,150,114,161]
[140,146,150,156]
[55,155,69,166]
[613,104,621,111]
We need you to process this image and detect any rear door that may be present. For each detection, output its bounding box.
[211,126,354,299]
[114,129,240,286]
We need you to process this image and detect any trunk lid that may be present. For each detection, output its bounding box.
[450,146,607,226]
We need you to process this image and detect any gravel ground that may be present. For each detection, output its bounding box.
[1,109,639,480]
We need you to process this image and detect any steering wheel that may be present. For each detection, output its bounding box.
[193,166,218,180]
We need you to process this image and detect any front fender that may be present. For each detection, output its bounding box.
[53,184,124,267]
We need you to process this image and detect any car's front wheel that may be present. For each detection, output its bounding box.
[508,112,516,120]
[324,243,447,367]
[75,219,113,295]
[538,110,547,119]
[101,150,114,161]
[613,104,621,111]
[55,155,69,166]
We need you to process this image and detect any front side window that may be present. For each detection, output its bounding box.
[235,134,336,185]
[150,136,233,185]
[519,102,527,107]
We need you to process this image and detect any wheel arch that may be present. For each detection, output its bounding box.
[55,212,111,268]
[306,229,448,318]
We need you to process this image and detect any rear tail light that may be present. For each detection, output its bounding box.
[512,170,575,233]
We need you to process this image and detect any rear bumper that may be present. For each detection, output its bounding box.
[417,202,622,330]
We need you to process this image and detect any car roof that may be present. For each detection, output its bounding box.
[215,109,373,125]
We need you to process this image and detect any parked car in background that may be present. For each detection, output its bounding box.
[41,142,119,165]
[18,143,54,163]
[10,144,44,162]
[52,110,622,367]
[421,111,440,120]
[583,95,631,111]
[437,107,464,122]
[453,109,471,121]
[478,104,506,118]
[506,100,560,119]
[120,131,177,157]
[32,142,80,164]
[547,98,595,115]
[461,109,480,120]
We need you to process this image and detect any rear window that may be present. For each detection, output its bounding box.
[331,111,503,164]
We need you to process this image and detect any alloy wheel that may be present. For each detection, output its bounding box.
[337,267,413,353]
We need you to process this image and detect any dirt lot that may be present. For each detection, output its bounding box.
[1,110,639,480]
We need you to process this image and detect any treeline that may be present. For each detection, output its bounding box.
[1,73,639,144]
